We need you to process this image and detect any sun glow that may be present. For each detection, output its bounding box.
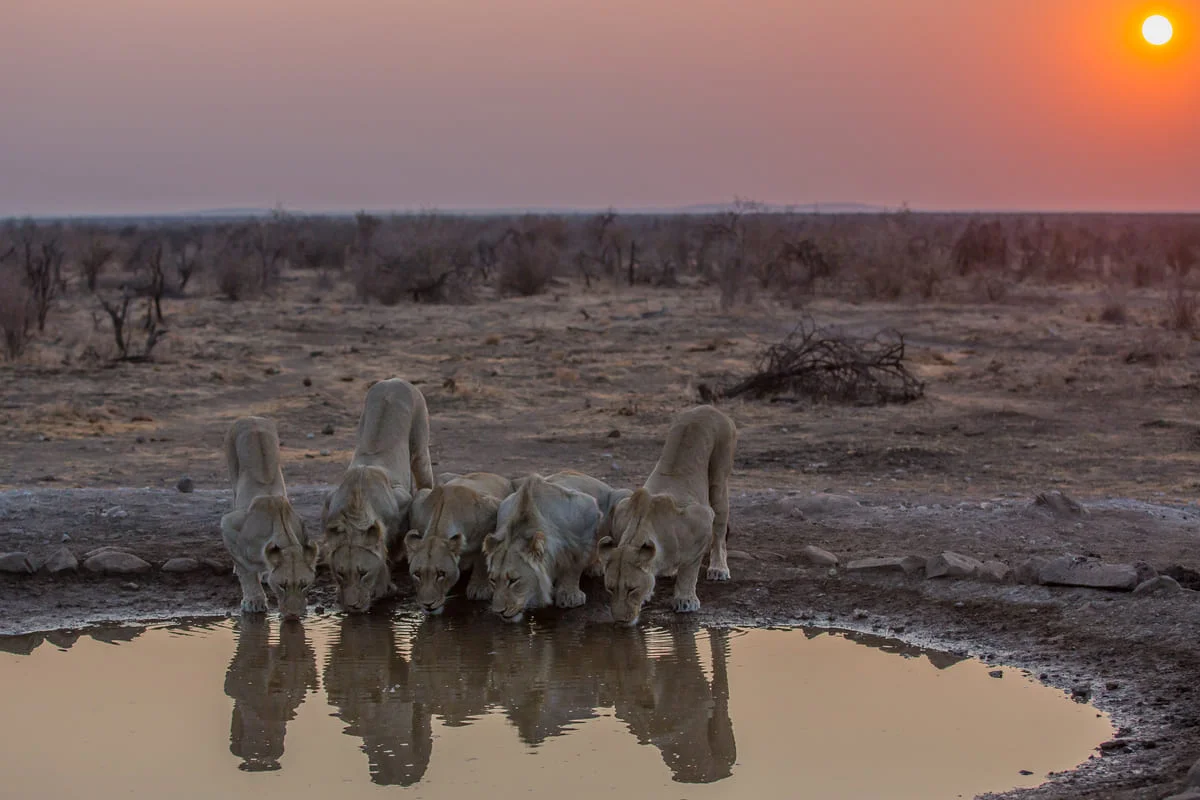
[1142,14,1174,45]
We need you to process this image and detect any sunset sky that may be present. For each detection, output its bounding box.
[2,0,1197,216]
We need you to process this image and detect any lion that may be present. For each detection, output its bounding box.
[220,416,318,619]
[483,473,604,623]
[514,470,630,577]
[598,405,735,625]
[403,472,514,613]
[322,379,435,613]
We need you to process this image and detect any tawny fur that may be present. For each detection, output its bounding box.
[598,405,736,624]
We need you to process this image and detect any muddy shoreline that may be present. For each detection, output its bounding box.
[2,486,1198,800]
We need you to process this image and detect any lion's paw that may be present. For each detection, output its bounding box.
[241,595,269,614]
[467,582,493,601]
[706,566,731,581]
[673,595,701,613]
[554,587,587,609]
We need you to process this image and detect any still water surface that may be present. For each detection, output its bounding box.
[0,614,1112,799]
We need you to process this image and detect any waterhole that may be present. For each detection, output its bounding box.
[0,615,1112,799]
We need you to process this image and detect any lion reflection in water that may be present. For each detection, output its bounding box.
[223,617,318,772]
[220,616,736,786]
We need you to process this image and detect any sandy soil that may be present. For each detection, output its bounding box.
[2,278,1199,799]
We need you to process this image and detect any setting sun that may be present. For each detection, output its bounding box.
[1143,14,1174,45]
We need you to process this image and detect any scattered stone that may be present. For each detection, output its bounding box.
[852,608,870,619]
[83,545,133,559]
[778,493,860,517]
[1018,770,1034,776]
[339,375,355,382]
[845,556,926,575]
[1014,557,1050,585]
[977,561,1012,583]
[989,670,1004,679]
[726,550,755,562]
[176,476,195,493]
[161,557,202,574]
[99,506,128,519]
[1133,575,1182,596]
[201,558,228,573]
[319,449,331,457]
[1033,490,1084,516]
[84,552,152,575]
[0,552,35,574]
[264,366,280,375]
[1039,557,1139,591]
[1071,683,1092,701]
[607,429,621,438]
[925,551,983,579]
[121,581,140,591]
[1105,681,1120,691]
[306,433,315,439]
[302,377,313,387]
[314,605,326,615]
[61,533,70,543]
[322,424,335,435]
[42,547,79,574]
[800,545,839,567]
[135,435,146,444]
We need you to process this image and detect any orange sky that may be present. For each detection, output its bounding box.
[2,0,1197,215]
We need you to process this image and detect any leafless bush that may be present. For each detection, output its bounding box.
[723,316,925,405]
[13,221,65,332]
[952,221,1008,276]
[1099,294,1128,324]
[96,289,166,362]
[0,268,33,360]
[215,258,255,301]
[1166,284,1198,332]
[498,228,558,296]
[79,236,117,293]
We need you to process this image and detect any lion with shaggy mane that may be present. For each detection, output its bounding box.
[483,473,605,623]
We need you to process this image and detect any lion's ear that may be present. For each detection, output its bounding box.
[403,529,423,555]
[483,532,504,555]
[447,532,464,557]
[529,530,547,559]
[303,541,319,566]
[597,536,616,563]
[636,539,657,566]
[264,542,283,568]
[368,520,387,543]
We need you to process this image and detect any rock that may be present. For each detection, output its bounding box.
[0,552,35,574]
[83,546,134,559]
[1105,681,1120,691]
[978,561,1012,583]
[778,493,860,517]
[176,476,195,493]
[99,506,128,519]
[989,670,1003,678]
[322,424,335,435]
[925,551,984,579]
[1133,561,1158,584]
[42,547,79,574]
[1133,576,1182,596]
[726,550,756,562]
[1038,556,1139,591]
[801,545,839,567]
[845,556,925,576]
[1014,557,1050,585]
[1033,490,1084,516]
[607,429,621,438]
[852,608,870,619]
[302,377,313,387]
[306,433,315,439]
[1162,792,1200,800]
[201,558,229,573]
[61,533,70,543]
[161,557,202,574]
[84,552,152,575]
[1071,683,1092,701]
[319,449,331,457]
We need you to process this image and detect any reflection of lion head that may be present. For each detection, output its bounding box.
[322,465,411,612]
[223,496,318,620]
[598,489,715,625]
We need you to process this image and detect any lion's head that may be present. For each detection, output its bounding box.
[598,489,713,626]
[404,530,464,614]
[322,466,411,613]
[228,496,318,620]
[483,528,554,624]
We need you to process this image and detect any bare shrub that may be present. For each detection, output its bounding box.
[215,258,255,301]
[13,221,65,332]
[1166,284,1198,332]
[1098,294,1128,325]
[723,316,925,406]
[79,236,117,293]
[96,289,166,362]
[0,268,33,360]
[498,231,557,297]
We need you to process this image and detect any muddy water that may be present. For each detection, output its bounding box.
[0,615,1111,800]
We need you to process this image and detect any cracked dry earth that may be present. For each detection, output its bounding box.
[1,279,1200,799]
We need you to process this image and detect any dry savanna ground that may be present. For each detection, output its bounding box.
[2,276,1200,800]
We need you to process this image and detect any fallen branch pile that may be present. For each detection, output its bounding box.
[723,317,924,405]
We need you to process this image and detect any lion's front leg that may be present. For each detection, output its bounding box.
[553,563,587,609]
[466,551,492,601]
[673,556,703,613]
[234,564,268,613]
